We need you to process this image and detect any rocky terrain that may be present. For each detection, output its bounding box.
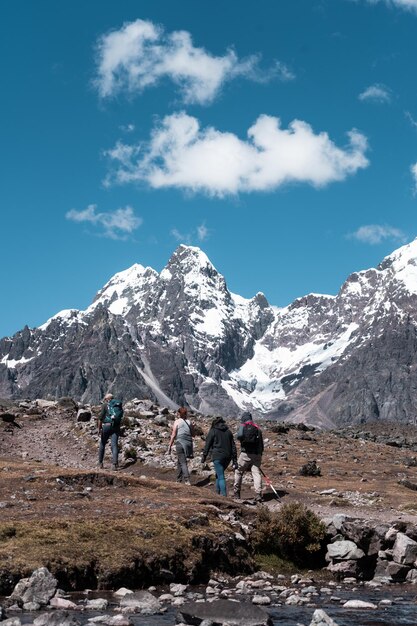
[3,399,417,624]
[1,239,417,427]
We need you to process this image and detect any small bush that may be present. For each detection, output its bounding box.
[124,446,137,461]
[252,502,326,567]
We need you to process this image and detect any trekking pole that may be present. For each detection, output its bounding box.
[260,468,281,501]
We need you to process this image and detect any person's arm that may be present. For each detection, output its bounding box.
[236,424,244,441]
[201,428,215,463]
[167,420,178,453]
[98,403,107,433]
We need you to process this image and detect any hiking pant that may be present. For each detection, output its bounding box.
[234,452,262,496]
[99,424,119,466]
[176,442,190,482]
[213,457,230,496]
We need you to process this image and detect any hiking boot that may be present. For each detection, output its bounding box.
[255,494,263,504]
[111,464,118,471]
[233,489,241,500]
[184,479,191,485]
[98,462,103,469]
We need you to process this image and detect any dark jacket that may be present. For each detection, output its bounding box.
[236,422,264,456]
[202,421,237,465]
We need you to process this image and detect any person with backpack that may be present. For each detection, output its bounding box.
[167,407,194,485]
[233,411,264,503]
[201,417,237,497]
[98,393,124,470]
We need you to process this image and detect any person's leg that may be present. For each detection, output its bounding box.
[98,426,111,465]
[213,459,227,496]
[176,442,190,482]
[250,454,263,499]
[233,452,251,497]
[110,431,119,468]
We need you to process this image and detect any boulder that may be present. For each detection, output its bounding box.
[309,609,339,626]
[177,599,273,625]
[327,560,359,578]
[87,616,133,625]
[326,540,365,561]
[386,561,410,582]
[10,568,57,609]
[0,618,22,626]
[76,409,91,422]
[342,599,377,609]
[85,598,108,610]
[49,597,78,610]
[119,591,161,614]
[392,532,417,565]
[33,612,81,626]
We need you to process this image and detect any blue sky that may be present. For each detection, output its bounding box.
[2,0,417,337]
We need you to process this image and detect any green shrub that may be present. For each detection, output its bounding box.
[124,446,137,461]
[252,502,326,567]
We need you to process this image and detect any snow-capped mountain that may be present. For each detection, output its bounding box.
[1,241,417,427]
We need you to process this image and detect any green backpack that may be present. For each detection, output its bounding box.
[104,399,124,428]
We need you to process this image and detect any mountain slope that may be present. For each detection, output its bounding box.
[1,241,417,427]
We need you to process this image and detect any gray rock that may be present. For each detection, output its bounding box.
[33,611,81,626]
[87,616,133,625]
[342,599,377,609]
[406,569,417,583]
[326,540,365,561]
[49,597,78,609]
[119,591,161,614]
[85,598,108,610]
[392,532,417,565]
[177,599,273,625]
[11,568,57,608]
[309,609,339,626]
[0,618,22,626]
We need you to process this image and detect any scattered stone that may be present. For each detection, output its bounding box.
[170,583,188,596]
[33,611,81,626]
[77,409,91,422]
[252,595,271,605]
[392,532,417,565]
[0,618,22,626]
[326,540,365,561]
[342,599,377,609]
[87,616,133,625]
[119,591,161,614]
[309,609,339,626]
[113,588,133,597]
[177,600,273,625]
[85,598,108,610]
[49,597,78,609]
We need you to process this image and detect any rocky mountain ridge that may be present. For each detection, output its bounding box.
[1,240,417,427]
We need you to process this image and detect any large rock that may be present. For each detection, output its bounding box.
[326,540,365,561]
[10,568,57,609]
[309,609,339,626]
[119,590,161,614]
[177,599,273,626]
[33,612,81,626]
[392,532,417,565]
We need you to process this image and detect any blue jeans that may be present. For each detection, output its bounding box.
[99,424,119,466]
[213,458,230,496]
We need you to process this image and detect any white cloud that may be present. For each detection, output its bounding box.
[170,222,210,244]
[197,222,209,241]
[66,204,142,239]
[94,19,292,104]
[348,224,407,245]
[358,83,392,103]
[411,162,417,193]
[364,0,417,11]
[105,112,369,196]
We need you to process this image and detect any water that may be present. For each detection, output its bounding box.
[6,585,417,625]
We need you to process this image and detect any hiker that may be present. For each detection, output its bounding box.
[98,393,124,470]
[167,407,194,485]
[201,416,237,496]
[233,411,264,502]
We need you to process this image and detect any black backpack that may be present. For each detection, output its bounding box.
[240,421,259,444]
